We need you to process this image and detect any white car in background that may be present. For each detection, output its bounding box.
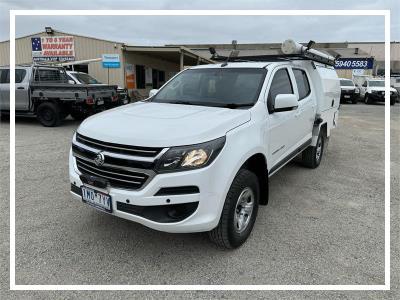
[339,78,359,104]
[359,78,397,105]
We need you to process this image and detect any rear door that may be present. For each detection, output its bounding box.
[290,67,316,146]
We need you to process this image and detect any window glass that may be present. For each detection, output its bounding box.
[1,69,28,83]
[34,68,67,82]
[267,68,293,112]
[74,73,101,84]
[15,69,26,83]
[369,80,385,87]
[152,68,266,107]
[0,69,8,83]
[340,79,354,87]
[293,69,311,100]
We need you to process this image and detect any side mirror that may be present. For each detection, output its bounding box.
[149,89,159,97]
[68,80,76,84]
[274,94,298,112]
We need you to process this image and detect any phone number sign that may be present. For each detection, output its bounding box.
[334,57,374,69]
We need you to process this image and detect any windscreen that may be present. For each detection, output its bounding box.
[74,73,102,84]
[369,80,385,87]
[340,80,354,86]
[152,68,267,108]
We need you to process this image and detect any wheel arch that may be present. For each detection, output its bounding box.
[241,153,269,205]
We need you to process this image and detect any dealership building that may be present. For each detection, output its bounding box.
[1,27,399,96]
[0,28,213,98]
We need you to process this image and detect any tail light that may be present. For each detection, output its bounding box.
[86,96,95,105]
[112,95,118,102]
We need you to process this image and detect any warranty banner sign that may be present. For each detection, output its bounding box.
[31,36,75,62]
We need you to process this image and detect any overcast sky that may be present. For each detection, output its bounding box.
[0,0,399,45]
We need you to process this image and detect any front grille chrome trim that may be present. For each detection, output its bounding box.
[73,139,164,162]
[73,152,156,177]
[77,163,143,185]
[76,158,147,180]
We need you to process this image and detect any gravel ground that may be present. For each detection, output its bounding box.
[0,103,399,299]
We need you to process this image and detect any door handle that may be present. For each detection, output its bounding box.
[17,87,25,90]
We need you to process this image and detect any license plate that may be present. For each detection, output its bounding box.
[97,99,104,105]
[344,95,350,98]
[81,186,112,212]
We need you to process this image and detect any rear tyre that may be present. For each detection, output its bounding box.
[390,99,395,106]
[208,169,259,249]
[36,102,62,127]
[352,98,358,104]
[302,132,324,169]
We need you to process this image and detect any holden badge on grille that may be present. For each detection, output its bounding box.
[94,152,105,167]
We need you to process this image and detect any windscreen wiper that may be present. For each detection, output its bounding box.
[220,103,255,109]
[167,101,198,105]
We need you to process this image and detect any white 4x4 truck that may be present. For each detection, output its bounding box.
[69,40,340,248]
[359,78,397,105]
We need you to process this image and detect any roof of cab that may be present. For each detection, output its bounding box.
[189,62,271,69]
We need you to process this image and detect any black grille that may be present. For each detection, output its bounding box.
[76,133,163,157]
[154,186,200,196]
[75,157,149,190]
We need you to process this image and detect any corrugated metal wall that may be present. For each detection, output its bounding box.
[0,31,125,87]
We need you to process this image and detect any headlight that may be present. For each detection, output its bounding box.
[355,88,360,93]
[155,136,226,173]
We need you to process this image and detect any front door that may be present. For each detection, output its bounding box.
[266,66,299,168]
[15,68,30,111]
[0,69,10,110]
[0,68,30,111]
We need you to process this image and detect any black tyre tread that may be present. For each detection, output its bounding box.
[302,146,316,168]
[302,134,324,169]
[37,102,62,127]
[208,169,258,249]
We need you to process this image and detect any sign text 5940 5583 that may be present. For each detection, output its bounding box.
[334,57,374,69]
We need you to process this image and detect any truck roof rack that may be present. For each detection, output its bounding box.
[210,39,338,67]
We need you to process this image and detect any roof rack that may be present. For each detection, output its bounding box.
[210,39,338,67]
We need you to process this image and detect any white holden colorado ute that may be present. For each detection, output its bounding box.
[69,40,340,248]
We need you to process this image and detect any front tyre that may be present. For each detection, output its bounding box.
[302,132,324,169]
[208,169,259,249]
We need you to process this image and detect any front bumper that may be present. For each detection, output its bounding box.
[69,149,225,233]
[340,90,358,101]
[369,92,397,102]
